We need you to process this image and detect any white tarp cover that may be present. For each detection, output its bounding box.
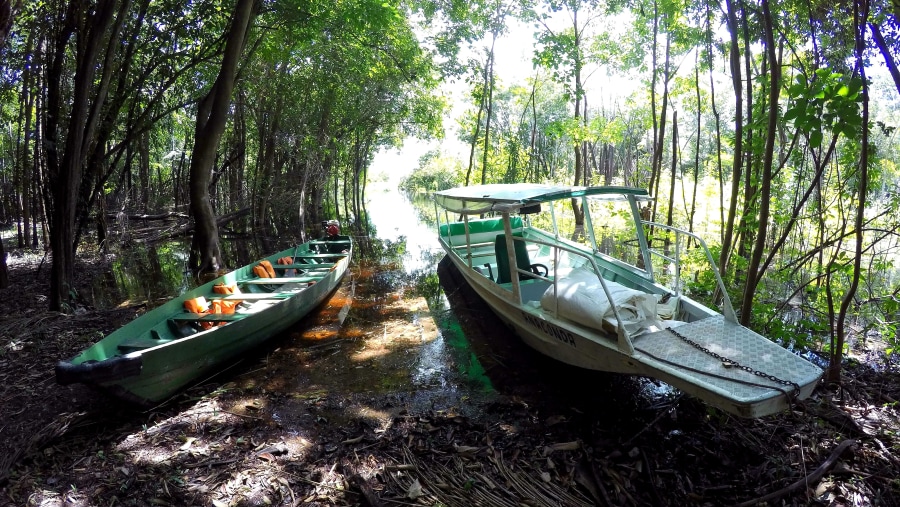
[541,268,658,335]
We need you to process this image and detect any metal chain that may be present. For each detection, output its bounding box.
[666,326,801,399]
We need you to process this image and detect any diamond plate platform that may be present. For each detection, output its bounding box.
[633,315,823,404]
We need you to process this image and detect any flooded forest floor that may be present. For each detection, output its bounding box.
[1,246,900,507]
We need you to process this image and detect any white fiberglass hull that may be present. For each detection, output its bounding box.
[433,184,822,418]
[443,251,821,418]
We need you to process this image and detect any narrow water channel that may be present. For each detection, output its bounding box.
[95,181,674,429]
[251,180,501,424]
[228,181,672,431]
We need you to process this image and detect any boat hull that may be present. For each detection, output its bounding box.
[443,249,634,372]
[57,239,351,406]
[441,242,820,418]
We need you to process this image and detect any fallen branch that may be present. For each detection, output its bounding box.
[183,457,242,468]
[109,211,189,221]
[142,207,251,242]
[349,474,385,507]
[735,439,857,507]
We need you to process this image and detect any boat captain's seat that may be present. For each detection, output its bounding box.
[494,233,549,284]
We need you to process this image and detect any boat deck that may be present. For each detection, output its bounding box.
[114,271,339,353]
[632,315,822,405]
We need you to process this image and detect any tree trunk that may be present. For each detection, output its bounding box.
[650,28,671,225]
[571,7,585,226]
[16,32,35,249]
[465,59,488,187]
[649,0,659,193]
[718,0,744,284]
[869,23,900,98]
[0,231,7,288]
[253,91,281,228]
[480,30,497,185]
[0,0,18,47]
[687,57,701,246]
[666,108,678,250]
[735,0,756,267]
[529,77,539,182]
[830,0,870,383]
[230,90,247,210]
[705,0,724,250]
[139,129,150,212]
[739,0,780,326]
[188,0,256,275]
[45,0,121,311]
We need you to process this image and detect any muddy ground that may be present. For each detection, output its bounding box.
[1,248,899,507]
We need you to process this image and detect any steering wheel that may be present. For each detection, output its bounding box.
[529,263,549,277]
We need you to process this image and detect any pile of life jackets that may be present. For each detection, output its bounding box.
[253,257,299,277]
[183,282,243,329]
[252,260,276,278]
[180,255,314,332]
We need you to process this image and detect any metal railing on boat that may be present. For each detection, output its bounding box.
[639,221,738,324]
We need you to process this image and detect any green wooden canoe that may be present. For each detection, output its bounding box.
[56,235,352,406]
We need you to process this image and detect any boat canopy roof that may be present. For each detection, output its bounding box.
[434,184,651,214]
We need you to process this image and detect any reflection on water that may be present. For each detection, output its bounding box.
[93,240,192,308]
[365,181,440,273]
[93,236,311,309]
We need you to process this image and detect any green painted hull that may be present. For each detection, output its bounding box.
[56,237,352,405]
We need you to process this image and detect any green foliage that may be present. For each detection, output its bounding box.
[784,69,864,147]
[399,150,464,193]
[111,241,192,303]
[534,26,581,99]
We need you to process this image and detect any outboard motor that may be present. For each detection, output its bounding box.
[317,219,347,253]
[323,219,341,239]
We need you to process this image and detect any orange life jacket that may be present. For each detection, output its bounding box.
[211,299,238,315]
[253,260,275,278]
[184,296,217,329]
[213,282,241,295]
[184,296,210,314]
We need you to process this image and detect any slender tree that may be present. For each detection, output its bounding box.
[831,0,870,383]
[718,0,744,283]
[738,0,780,325]
[44,0,130,311]
[480,32,497,185]
[869,23,900,97]
[534,0,607,225]
[188,0,257,275]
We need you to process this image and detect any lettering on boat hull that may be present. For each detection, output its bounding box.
[521,312,576,347]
